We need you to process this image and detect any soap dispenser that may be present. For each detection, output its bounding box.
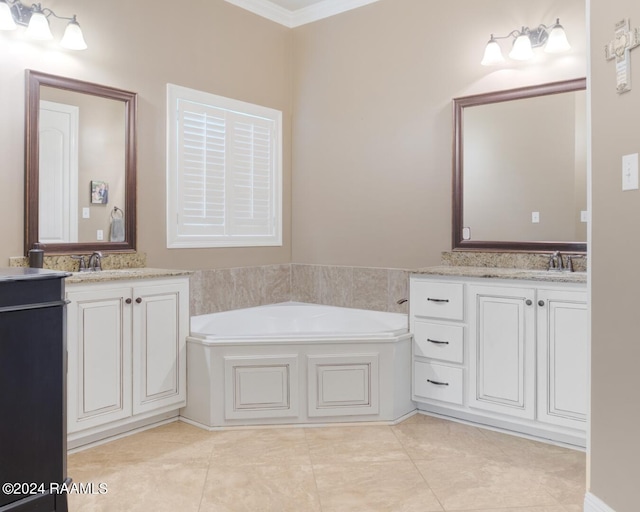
[28,242,45,268]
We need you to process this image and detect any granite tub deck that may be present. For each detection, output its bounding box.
[414,265,587,283]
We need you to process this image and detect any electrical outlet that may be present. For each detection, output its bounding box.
[622,153,639,191]
[532,212,540,223]
[97,230,104,241]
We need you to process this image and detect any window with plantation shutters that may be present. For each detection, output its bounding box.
[166,84,282,248]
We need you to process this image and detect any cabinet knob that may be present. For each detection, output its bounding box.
[125,298,132,305]
[525,299,533,306]
[538,300,545,307]
[135,297,142,304]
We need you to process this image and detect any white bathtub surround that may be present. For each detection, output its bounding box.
[181,302,413,428]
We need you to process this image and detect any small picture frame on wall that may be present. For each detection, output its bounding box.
[91,181,109,204]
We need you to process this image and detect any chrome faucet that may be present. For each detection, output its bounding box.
[88,251,102,271]
[548,251,564,271]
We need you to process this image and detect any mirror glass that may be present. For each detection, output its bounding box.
[25,70,137,255]
[452,78,587,253]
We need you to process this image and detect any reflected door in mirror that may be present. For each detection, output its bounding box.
[39,100,79,243]
[39,86,126,244]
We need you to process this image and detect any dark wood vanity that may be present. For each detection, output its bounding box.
[0,268,70,512]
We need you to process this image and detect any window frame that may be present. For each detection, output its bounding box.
[166,83,283,249]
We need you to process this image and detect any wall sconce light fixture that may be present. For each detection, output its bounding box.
[481,18,570,66]
[0,0,87,50]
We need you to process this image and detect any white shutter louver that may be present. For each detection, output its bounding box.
[167,84,282,248]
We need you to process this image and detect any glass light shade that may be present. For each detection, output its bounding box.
[509,33,534,60]
[25,11,53,40]
[0,1,16,30]
[481,39,504,66]
[60,20,87,50]
[545,21,571,53]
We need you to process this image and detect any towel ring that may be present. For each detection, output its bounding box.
[111,206,124,219]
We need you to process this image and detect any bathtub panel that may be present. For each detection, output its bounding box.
[224,355,299,419]
[307,354,379,417]
[183,303,414,428]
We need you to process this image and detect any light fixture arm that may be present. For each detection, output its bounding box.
[487,29,525,42]
[40,7,77,23]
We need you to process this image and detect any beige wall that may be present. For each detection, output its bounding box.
[590,0,640,509]
[291,0,586,269]
[0,0,292,269]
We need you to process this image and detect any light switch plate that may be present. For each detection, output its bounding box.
[97,229,104,241]
[622,153,639,191]
[581,210,588,223]
[532,212,540,223]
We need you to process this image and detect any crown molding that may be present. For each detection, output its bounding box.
[225,0,294,27]
[224,0,382,28]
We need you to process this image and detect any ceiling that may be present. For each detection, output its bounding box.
[224,0,381,28]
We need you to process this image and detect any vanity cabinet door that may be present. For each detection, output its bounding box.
[467,284,536,420]
[132,281,188,415]
[536,289,588,428]
[66,286,133,433]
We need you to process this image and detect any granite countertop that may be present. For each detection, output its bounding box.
[413,266,587,284]
[65,268,192,284]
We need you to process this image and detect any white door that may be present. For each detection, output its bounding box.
[132,281,188,415]
[468,284,536,419]
[39,100,79,243]
[66,287,132,433]
[537,289,588,428]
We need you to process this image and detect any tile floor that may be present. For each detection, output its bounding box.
[67,414,585,512]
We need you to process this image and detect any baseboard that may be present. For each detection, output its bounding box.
[584,492,616,512]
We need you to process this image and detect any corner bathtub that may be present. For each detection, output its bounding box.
[181,302,414,428]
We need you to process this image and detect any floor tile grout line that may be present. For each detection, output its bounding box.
[303,426,326,512]
[389,423,446,512]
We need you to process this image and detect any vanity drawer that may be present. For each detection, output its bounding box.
[411,281,464,321]
[414,321,464,364]
[413,361,463,405]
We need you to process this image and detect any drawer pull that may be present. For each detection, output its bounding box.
[427,379,449,386]
[427,298,450,303]
[427,338,450,345]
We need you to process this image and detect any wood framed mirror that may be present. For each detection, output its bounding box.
[452,78,587,253]
[25,70,137,255]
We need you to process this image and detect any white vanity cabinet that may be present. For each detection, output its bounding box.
[536,289,588,428]
[66,275,189,447]
[467,284,536,420]
[410,273,587,446]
